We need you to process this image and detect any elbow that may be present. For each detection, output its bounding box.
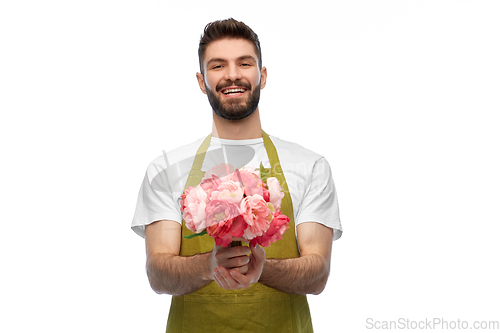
[146,254,188,296]
[311,286,325,295]
[146,265,165,294]
[147,268,179,295]
[310,259,330,295]
[146,254,171,295]
[148,278,166,295]
[310,275,328,295]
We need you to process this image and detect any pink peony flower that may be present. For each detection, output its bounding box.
[266,177,285,209]
[205,199,241,228]
[223,167,257,183]
[205,200,245,246]
[210,180,244,204]
[230,168,269,199]
[230,214,247,238]
[181,166,290,248]
[203,163,235,180]
[181,186,208,233]
[207,215,247,247]
[261,187,270,202]
[240,194,272,239]
[250,210,290,247]
[200,174,222,194]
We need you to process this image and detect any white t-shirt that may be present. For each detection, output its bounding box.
[131,135,342,241]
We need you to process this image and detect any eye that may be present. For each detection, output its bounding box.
[241,63,251,67]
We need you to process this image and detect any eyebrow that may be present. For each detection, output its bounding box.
[238,55,256,62]
[206,55,257,66]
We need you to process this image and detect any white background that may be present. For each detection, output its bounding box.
[1,0,499,332]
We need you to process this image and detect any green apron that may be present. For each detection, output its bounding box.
[166,131,313,333]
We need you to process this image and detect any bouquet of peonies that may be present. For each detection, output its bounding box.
[180,164,290,247]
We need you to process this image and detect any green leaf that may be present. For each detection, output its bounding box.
[183,229,207,239]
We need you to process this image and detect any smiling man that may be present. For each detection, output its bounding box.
[132,18,342,333]
[197,38,264,122]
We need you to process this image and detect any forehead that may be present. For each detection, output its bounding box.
[203,38,258,64]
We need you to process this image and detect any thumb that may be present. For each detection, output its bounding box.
[250,243,265,260]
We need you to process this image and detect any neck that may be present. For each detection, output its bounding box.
[211,108,262,140]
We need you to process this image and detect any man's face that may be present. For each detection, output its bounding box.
[196,38,267,121]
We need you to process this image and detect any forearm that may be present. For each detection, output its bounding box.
[259,254,330,295]
[146,252,213,296]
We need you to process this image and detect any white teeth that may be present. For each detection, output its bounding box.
[223,88,246,94]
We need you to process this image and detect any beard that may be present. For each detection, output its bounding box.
[205,81,261,121]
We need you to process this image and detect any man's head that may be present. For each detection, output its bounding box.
[196,19,267,121]
[198,18,262,74]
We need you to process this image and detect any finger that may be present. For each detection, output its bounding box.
[215,246,250,261]
[231,264,249,275]
[214,248,251,271]
[229,269,255,287]
[213,267,232,289]
[216,244,250,255]
[237,264,249,274]
[250,243,265,260]
[249,244,266,270]
[215,267,242,290]
[212,269,224,288]
[216,256,249,271]
[229,245,251,257]
[224,255,250,269]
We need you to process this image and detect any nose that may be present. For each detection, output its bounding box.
[224,63,241,82]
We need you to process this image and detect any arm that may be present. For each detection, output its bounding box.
[145,220,250,296]
[259,222,333,295]
[213,222,333,295]
[145,220,211,295]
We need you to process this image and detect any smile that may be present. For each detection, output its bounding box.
[220,87,248,97]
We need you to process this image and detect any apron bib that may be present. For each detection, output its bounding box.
[166,131,313,333]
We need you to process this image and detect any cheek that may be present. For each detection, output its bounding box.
[204,77,219,91]
[250,72,262,86]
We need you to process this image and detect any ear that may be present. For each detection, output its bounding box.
[196,72,207,94]
[260,66,267,89]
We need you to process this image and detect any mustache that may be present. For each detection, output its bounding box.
[216,81,252,92]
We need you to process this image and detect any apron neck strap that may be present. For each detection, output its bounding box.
[185,134,212,189]
[262,130,291,195]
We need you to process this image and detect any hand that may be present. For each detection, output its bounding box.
[213,243,266,290]
[210,243,251,278]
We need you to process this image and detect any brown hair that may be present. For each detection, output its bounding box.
[198,18,262,73]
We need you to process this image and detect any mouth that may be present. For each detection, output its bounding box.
[220,86,248,97]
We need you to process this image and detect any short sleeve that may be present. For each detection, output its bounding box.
[295,157,343,240]
[131,158,182,238]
